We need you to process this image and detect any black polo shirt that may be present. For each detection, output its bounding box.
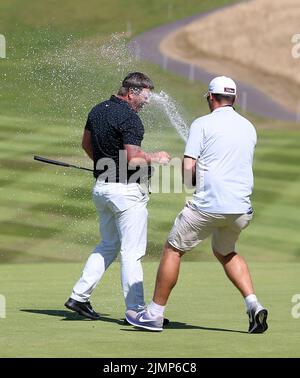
[85,95,145,182]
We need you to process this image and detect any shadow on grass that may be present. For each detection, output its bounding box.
[121,321,248,334]
[20,309,248,333]
[168,322,247,333]
[21,309,88,321]
[20,309,123,324]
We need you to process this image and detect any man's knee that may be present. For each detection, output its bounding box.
[213,250,237,264]
[94,241,120,256]
[163,241,185,258]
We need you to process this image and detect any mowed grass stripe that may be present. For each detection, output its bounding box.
[1,115,300,263]
[1,22,300,265]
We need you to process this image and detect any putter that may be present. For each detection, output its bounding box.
[33,155,154,193]
[33,155,93,172]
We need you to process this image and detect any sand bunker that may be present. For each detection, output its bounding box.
[160,0,300,114]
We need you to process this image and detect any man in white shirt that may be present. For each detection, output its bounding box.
[126,76,268,333]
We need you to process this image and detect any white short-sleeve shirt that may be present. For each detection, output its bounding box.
[184,106,257,214]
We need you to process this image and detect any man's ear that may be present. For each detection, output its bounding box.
[127,88,135,99]
[128,88,133,96]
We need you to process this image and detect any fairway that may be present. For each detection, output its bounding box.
[1,0,300,264]
[1,0,300,359]
[0,261,299,358]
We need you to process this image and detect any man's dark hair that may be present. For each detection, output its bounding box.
[212,93,236,105]
[118,72,154,96]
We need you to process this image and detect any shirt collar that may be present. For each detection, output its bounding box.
[212,106,235,113]
[110,95,131,109]
[110,95,124,103]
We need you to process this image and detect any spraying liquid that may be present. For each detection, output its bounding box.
[15,32,189,143]
[3,31,192,259]
[150,91,189,142]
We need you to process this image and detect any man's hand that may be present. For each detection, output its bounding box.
[157,151,170,165]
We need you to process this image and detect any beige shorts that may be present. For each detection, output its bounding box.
[168,202,253,256]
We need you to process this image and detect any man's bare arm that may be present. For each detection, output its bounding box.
[182,156,196,188]
[124,144,170,166]
[82,129,93,160]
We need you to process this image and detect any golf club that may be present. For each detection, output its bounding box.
[33,155,93,172]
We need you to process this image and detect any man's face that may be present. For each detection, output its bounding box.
[129,88,151,112]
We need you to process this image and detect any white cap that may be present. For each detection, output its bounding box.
[205,76,237,96]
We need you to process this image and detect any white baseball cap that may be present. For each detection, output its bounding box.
[205,76,237,96]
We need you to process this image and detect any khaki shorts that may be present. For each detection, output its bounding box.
[168,202,253,256]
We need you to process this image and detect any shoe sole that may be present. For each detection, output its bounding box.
[125,314,163,332]
[249,309,268,334]
[64,302,100,320]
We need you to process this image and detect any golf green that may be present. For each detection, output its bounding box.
[0,261,299,358]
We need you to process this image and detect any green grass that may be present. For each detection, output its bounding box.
[1,0,300,265]
[1,0,300,358]
[0,261,299,358]
[1,114,300,263]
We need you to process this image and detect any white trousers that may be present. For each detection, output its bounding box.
[71,181,149,311]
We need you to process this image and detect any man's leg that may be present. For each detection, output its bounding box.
[213,250,268,333]
[66,198,120,315]
[152,242,184,306]
[125,203,211,331]
[212,214,268,333]
[151,205,213,307]
[125,241,183,330]
[116,199,148,312]
[125,242,182,329]
[150,205,214,307]
[213,251,254,297]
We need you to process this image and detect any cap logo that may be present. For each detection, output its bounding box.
[224,87,235,94]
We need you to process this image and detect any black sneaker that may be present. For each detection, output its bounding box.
[64,298,101,320]
[247,306,268,334]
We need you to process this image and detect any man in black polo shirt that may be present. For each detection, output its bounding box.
[65,72,170,321]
